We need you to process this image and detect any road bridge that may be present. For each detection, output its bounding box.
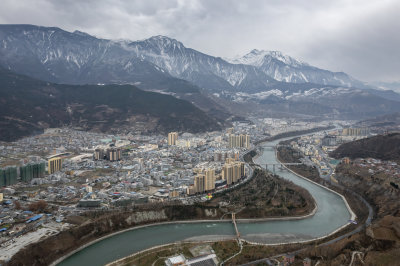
[264,163,302,173]
[232,213,240,238]
[259,144,291,149]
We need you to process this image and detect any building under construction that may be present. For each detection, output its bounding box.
[94,148,121,161]
[20,162,46,182]
[0,166,18,187]
[48,157,62,174]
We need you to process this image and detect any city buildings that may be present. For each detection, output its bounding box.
[94,148,121,161]
[168,132,178,146]
[48,157,62,174]
[342,127,369,136]
[213,150,239,162]
[228,134,250,148]
[204,169,216,191]
[321,135,337,146]
[222,160,245,185]
[108,148,121,161]
[193,168,216,193]
[0,167,18,186]
[20,162,46,182]
[194,174,205,193]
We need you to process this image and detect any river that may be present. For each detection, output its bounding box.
[58,137,352,266]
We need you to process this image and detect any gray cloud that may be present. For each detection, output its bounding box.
[0,0,399,82]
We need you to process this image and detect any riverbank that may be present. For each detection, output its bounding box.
[276,145,370,226]
[50,220,236,266]
[275,145,375,244]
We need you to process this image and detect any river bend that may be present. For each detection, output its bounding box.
[58,137,352,266]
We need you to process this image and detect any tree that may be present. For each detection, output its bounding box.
[14,200,22,210]
[28,200,48,212]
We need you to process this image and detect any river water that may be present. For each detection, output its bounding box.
[58,138,351,266]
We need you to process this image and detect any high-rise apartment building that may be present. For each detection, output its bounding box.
[222,163,234,185]
[225,157,235,164]
[194,174,205,193]
[20,162,46,182]
[108,148,121,161]
[193,168,216,193]
[94,148,121,161]
[168,132,178,145]
[0,166,18,186]
[213,150,239,162]
[222,161,245,185]
[48,157,62,174]
[204,168,215,191]
[342,127,369,136]
[228,134,250,148]
[94,149,104,160]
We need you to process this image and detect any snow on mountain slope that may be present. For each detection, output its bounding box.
[0,24,367,94]
[0,24,175,85]
[226,49,366,88]
[228,49,308,68]
[2,24,400,120]
[125,35,276,92]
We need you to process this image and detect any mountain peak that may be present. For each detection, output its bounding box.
[228,49,307,68]
[145,35,185,48]
[73,30,92,37]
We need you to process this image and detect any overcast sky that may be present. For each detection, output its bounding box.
[0,0,399,82]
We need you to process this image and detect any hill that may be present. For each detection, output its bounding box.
[330,133,400,162]
[0,68,221,141]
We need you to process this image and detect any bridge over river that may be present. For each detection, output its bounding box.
[57,133,354,266]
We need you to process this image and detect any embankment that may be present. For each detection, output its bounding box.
[6,205,223,266]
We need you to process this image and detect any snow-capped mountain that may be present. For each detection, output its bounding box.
[1,24,400,119]
[228,49,308,68]
[0,25,275,93]
[125,35,276,92]
[226,49,366,88]
[0,24,366,93]
[0,24,173,85]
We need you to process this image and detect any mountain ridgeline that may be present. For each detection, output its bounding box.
[0,68,221,141]
[0,24,362,92]
[1,24,400,125]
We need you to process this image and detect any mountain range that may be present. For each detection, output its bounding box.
[1,24,400,138]
[0,24,372,92]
